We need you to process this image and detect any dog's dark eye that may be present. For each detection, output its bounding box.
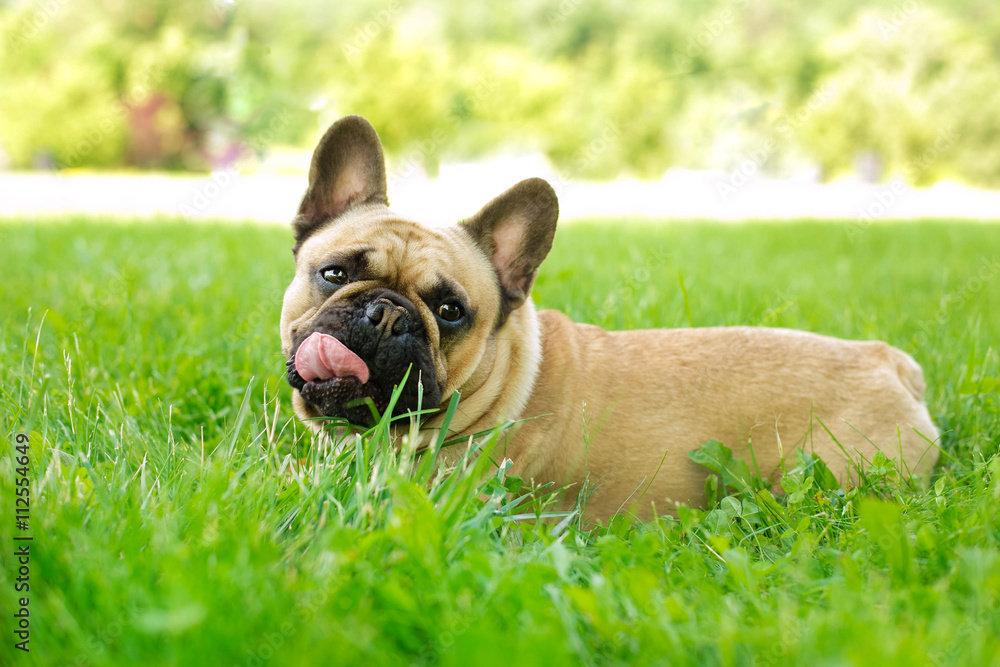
[321,267,349,285]
[436,301,463,323]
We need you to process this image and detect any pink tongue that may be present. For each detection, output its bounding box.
[294,332,370,384]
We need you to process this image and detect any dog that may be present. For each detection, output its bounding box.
[280,116,940,521]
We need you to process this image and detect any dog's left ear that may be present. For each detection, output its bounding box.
[461,178,559,319]
[293,115,388,248]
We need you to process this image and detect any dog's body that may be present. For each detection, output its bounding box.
[280,116,939,521]
[465,309,938,518]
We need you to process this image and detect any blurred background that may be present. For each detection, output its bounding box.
[2,0,1000,220]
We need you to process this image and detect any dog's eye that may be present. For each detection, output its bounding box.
[321,267,349,285]
[436,301,463,323]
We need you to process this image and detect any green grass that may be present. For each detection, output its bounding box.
[1,217,998,666]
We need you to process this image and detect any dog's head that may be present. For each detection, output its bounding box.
[280,116,558,428]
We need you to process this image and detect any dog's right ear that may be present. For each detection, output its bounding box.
[461,178,559,322]
[293,116,388,249]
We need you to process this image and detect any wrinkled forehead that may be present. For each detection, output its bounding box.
[297,209,498,299]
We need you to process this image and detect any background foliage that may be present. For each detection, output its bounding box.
[3,0,1000,184]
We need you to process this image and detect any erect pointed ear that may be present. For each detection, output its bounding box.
[293,115,388,248]
[460,178,559,319]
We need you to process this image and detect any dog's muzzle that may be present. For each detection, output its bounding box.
[286,289,442,425]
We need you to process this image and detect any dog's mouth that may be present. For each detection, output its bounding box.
[284,295,446,427]
[286,332,384,425]
[294,331,369,384]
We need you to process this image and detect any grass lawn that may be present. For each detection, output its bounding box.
[1,217,999,666]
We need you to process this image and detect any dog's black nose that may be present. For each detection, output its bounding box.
[366,294,415,335]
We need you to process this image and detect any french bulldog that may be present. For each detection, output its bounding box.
[280,116,940,520]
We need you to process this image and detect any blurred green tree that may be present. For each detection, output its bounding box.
[1,0,999,185]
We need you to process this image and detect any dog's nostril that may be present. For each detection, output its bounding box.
[366,301,387,324]
[392,312,410,335]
